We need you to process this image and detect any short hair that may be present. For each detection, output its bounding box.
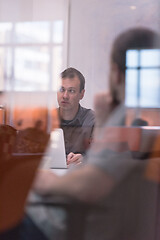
[111,28,160,73]
[61,67,85,92]
[131,118,148,127]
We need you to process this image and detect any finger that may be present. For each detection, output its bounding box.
[68,154,82,164]
[67,152,74,161]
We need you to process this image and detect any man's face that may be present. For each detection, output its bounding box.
[57,76,85,112]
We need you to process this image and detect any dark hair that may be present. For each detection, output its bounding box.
[61,67,85,92]
[111,28,160,73]
[131,118,148,127]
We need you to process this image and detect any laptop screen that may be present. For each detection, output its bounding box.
[41,128,67,169]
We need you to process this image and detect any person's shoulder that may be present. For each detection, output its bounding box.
[79,105,94,116]
[79,105,95,126]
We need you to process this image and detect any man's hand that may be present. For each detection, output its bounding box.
[67,152,83,166]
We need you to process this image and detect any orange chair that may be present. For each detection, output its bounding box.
[92,126,142,155]
[0,125,48,234]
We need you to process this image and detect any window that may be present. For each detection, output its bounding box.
[125,49,160,108]
[0,21,65,92]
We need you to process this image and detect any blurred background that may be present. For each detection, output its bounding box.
[0,0,159,130]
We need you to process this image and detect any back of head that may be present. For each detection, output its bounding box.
[131,118,148,127]
[111,28,160,73]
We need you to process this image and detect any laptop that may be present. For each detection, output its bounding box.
[41,128,68,173]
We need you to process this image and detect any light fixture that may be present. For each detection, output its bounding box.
[130,5,136,10]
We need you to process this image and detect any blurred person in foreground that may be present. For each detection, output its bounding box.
[21,28,160,240]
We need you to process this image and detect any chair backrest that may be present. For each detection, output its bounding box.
[0,124,17,160]
[93,126,160,159]
[0,154,42,232]
[145,128,160,182]
[0,125,48,233]
[13,127,50,153]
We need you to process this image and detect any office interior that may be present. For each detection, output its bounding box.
[0,0,159,128]
[0,0,160,239]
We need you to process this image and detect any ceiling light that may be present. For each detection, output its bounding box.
[130,5,136,10]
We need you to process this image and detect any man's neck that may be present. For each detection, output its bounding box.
[60,105,80,121]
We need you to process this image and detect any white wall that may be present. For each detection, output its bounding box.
[0,0,68,21]
[68,0,160,109]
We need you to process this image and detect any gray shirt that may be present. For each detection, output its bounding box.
[85,149,157,240]
[84,103,157,240]
[60,105,95,155]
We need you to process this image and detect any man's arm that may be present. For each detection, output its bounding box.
[33,165,115,203]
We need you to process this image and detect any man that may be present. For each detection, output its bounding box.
[21,28,159,240]
[57,67,95,165]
